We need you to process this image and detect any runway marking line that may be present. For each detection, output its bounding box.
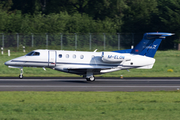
[0,86,180,88]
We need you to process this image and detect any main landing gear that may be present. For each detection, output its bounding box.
[85,70,95,82]
[86,76,95,82]
[19,68,23,79]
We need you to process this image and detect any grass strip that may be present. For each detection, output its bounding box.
[0,91,180,120]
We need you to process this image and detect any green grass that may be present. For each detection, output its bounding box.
[0,91,180,120]
[0,50,180,77]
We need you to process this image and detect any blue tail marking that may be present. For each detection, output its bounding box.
[114,32,174,58]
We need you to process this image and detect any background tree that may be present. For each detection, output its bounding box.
[158,0,180,49]
[122,0,158,33]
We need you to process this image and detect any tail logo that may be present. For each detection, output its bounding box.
[145,45,158,49]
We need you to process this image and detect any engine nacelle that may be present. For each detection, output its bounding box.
[101,52,125,63]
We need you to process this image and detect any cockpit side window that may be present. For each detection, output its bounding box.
[26,51,40,56]
[26,51,34,56]
[33,52,40,56]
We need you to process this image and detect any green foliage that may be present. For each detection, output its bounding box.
[0,0,179,50]
[159,0,180,31]
[0,9,8,32]
[0,11,117,33]
[122,0,158,32]
[0,0,13,11]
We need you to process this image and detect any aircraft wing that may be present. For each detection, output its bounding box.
[66,66,114,70]
[64,66,121,75]
[54,65,116,75]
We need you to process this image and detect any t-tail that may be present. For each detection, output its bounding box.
[131,32,174,58]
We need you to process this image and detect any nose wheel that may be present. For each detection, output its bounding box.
[19,74,23,79]
[19,68,23,79]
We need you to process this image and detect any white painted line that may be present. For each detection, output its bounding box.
[0,86,179,88]
[1,79,180,81]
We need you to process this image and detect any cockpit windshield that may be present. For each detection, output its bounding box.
[26,51,40,56]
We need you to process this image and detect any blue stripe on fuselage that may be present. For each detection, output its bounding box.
[10,60,142,68]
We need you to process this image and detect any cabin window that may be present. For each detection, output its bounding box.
[73,54,76,59]
[59,54,62,58]
[80,55,84,59]
[66,54,69,58]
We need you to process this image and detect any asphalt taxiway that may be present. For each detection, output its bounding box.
[0,78,180,91]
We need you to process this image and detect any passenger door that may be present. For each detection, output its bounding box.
[48,51,56,67]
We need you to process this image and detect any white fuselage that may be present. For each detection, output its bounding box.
[5,49,155,76]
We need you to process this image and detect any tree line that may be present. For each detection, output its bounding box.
[0,0,179,37]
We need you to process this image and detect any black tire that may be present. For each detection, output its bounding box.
[19,75,23,79]
[86,78,91,81]
[86,77,95,82]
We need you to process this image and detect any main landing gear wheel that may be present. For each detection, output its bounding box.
[86,76,95,82]
[19,68,23,79]
[19,75,23,79]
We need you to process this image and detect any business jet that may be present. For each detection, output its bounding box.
[5,32,174,81]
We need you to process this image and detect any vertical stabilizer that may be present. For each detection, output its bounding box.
[131,32,174,58]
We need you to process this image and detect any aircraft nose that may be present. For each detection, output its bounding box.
[4,60,12,66]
